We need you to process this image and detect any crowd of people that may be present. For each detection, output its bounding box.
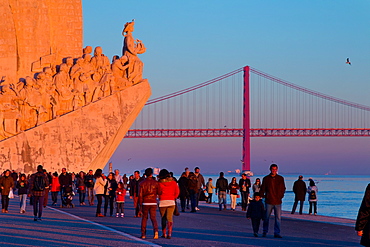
[0,164,326,240]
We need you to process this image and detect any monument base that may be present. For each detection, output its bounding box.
[0,80,151,173]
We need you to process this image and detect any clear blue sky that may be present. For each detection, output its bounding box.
[83,1,370,175]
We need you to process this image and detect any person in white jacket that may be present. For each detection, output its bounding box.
[93,169,107,217]
[307,179,318,215]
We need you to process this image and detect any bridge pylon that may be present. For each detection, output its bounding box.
[242,66,251,173]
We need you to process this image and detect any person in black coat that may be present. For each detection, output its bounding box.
[177,172,189,212]
[246,192,265,237]
[356,183,370,246]
[291,175,306,215]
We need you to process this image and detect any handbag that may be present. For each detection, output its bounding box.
[78,185,85,191]
[174,200,180,216]
[237,194,240,199]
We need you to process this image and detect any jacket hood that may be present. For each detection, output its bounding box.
[159,177,174,184]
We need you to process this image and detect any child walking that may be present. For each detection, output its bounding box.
[16,174,29,213]
[206,178,215,203]
[246,192,265,237]
[116,182,126,217]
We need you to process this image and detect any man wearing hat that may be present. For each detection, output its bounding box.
[291,175,306,215]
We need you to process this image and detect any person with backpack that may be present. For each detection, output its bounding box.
[28,165,49,221]
[307,179,318,215]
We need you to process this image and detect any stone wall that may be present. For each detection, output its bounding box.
[0,0,82,82]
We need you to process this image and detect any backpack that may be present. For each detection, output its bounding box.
[33,174,46,191]
[309,190,316,200]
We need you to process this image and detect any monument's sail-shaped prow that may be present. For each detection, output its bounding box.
[0,81,151,173]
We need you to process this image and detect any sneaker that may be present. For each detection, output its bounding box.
[121,213,124,218]
[38,217,42,221]
[274,234,282,238]
[254,233,258,237]
[314,213,317,216]
[116,213,119,217]
[34,217,38,221]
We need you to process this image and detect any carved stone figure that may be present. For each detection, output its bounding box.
[82,54,95,103]
[91,46,111,83]
[42,67,58,118]
[111,55,130,92]
[54,64,74,116]
[122,20,146,85]
[70,57,87,108]
[0,83,21,138]
[18,77,43,130]
[36,72,53,122]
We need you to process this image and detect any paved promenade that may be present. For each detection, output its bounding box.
[0,197,361,246]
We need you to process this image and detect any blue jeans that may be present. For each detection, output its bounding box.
[263,203,281,235]
[19,194,27,211]
[189,190,198,211]
[218,191,227,205]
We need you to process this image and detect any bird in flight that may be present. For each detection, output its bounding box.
[346,58,351,65]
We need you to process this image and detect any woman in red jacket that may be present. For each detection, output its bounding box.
[158,169,179,239]
[50,172,61,206]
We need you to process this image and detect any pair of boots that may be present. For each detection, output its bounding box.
[161,222,173,239]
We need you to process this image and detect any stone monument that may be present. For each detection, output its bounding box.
[0,2,151,173]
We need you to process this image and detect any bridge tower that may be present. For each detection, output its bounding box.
[242,66,251,172]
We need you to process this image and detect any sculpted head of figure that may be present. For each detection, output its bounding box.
[25,76,35,86]
[120,55,128,64]
[43,67,53,77]
[123,20,135,34]
[94,46,103,56]
[59,63,68,73]
[37,72,46,81]
[65,57,73,67]
[83,45,92,55]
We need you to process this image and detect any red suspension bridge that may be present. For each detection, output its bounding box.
[125,66,370,171]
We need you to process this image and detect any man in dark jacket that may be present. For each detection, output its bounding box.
[84,169,95,205]
[216,172,228,211]
[138,168,159,239]
[59,168,72,207]
[129,170,144,217]
[260,164,286,238]
[291,175,306,215]
[356,183,370,246]
[239,173,251,211]
[29,165,49,221]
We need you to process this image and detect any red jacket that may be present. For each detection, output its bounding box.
[50,177,60,192]
[116,187,126,202]
[158,177,179,201]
